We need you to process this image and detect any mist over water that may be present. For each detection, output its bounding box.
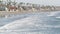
[0,11,60,34]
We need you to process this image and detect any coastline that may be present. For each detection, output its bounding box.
[0,10,60,17]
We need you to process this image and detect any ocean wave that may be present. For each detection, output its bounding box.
[0,11,60,34]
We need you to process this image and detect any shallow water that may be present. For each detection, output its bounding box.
[0,11,60,34]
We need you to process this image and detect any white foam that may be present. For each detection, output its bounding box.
[47,12,57,16]
[56,16,60,18]
[47,11,60,16]
[0,16,38,32]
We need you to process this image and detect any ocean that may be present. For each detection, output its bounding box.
[0,11,60,34]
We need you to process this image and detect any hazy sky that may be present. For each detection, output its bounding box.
[4,0,60,6]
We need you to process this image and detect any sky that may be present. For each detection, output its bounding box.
[3,0,60,6]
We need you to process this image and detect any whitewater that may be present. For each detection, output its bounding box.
[0,11,60,34]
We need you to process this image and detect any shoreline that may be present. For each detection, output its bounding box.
[0,10,60,17]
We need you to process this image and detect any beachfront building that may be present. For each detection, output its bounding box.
[17,2,33,11]
[40,5,56,11]
[6,0,18,11]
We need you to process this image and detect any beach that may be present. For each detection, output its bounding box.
[0,10,59,17]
